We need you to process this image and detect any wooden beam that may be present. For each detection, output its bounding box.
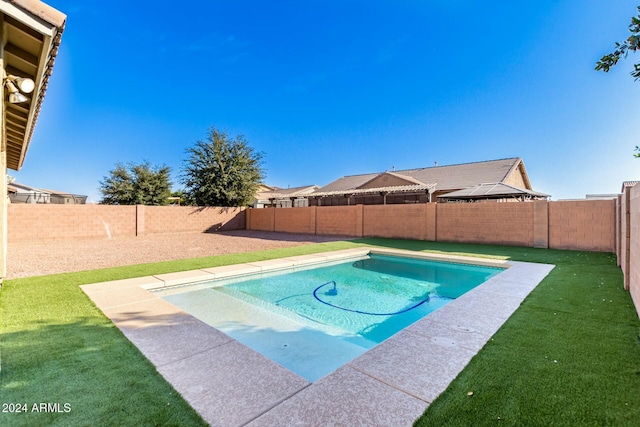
[5,109,27,124]
[4,42,39,74]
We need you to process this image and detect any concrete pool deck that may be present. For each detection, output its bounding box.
[80,248,554,427]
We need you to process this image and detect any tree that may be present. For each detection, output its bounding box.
[100,161,171,205]
[181,128,265,206]
[596,7,640,158]
[595,6,640,79]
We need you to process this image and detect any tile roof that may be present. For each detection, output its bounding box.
[315,158,527,194]
[621,181,639,192]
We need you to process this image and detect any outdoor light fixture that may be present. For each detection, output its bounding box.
[2,70,35,104]
[8,75,35,93]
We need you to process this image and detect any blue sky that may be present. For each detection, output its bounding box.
[11,0,640,202]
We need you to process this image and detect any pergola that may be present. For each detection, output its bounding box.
[1,0,65,282]
[311,183,437,205]
[437,182,550,202]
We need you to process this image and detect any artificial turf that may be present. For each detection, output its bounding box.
[0,241,357,427]
[1,238,639,426]
[366,241,640,427]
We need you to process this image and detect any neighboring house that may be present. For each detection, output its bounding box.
[254,185,319,208]
[585,194,620,200]
[8,182,87,204]
[621,181,638,192]
[308,158,546,206]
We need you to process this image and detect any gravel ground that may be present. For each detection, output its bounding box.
[6,230,347,279]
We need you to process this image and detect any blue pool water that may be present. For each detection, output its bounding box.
[159,254,502,381]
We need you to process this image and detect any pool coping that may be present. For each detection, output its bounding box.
[81,247,554,427]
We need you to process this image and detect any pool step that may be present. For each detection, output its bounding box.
[164,288,375,382]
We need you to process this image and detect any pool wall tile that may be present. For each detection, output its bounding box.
[80,276,163,293]
[152,270,215,287]
[368,247,511,269]
[322,248,370,260]
[201,263,262,279]
[245,258,298,271]
[282,253,330,266]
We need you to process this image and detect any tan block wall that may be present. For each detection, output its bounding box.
[363,204,430,240]
[8,204,245,242]
[8,204,137,241]
[629,185,640,318]
[426,203,437,241]
[316,206,360,236]
[619,193,631,290]
[247,208,275,231]
[245,200,616,253]
[142,206,245,234]
[436,203,534,246]
[549,200,615,252]
[533,200,549,248]
[274,207,316,234]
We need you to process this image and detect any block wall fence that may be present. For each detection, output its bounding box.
[7,196,639,317]
[7,204,245,242]
[617,185,640,318]
[246,199,616,252]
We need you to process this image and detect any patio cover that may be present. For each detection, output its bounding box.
[437,182,549,201]
[311,183,437,198]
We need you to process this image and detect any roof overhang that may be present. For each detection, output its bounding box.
[311,183,437,198]
[2,0,66,170]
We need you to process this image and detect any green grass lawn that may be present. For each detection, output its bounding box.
[1,238,639,426]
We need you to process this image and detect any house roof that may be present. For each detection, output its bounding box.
[2,0,66,170]
[7,181,46,193]
[314,158,531,196]
[257,185,319,200]
[7,181,86,197]
[437,182,549,200]
[621,181,639,192]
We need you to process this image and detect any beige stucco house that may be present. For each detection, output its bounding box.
[308,158,547,206]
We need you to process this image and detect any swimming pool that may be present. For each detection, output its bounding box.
[154,252,502,381]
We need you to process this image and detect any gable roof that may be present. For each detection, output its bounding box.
[315,158,531,195]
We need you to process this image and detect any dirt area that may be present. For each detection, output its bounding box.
[6,230,348,279]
